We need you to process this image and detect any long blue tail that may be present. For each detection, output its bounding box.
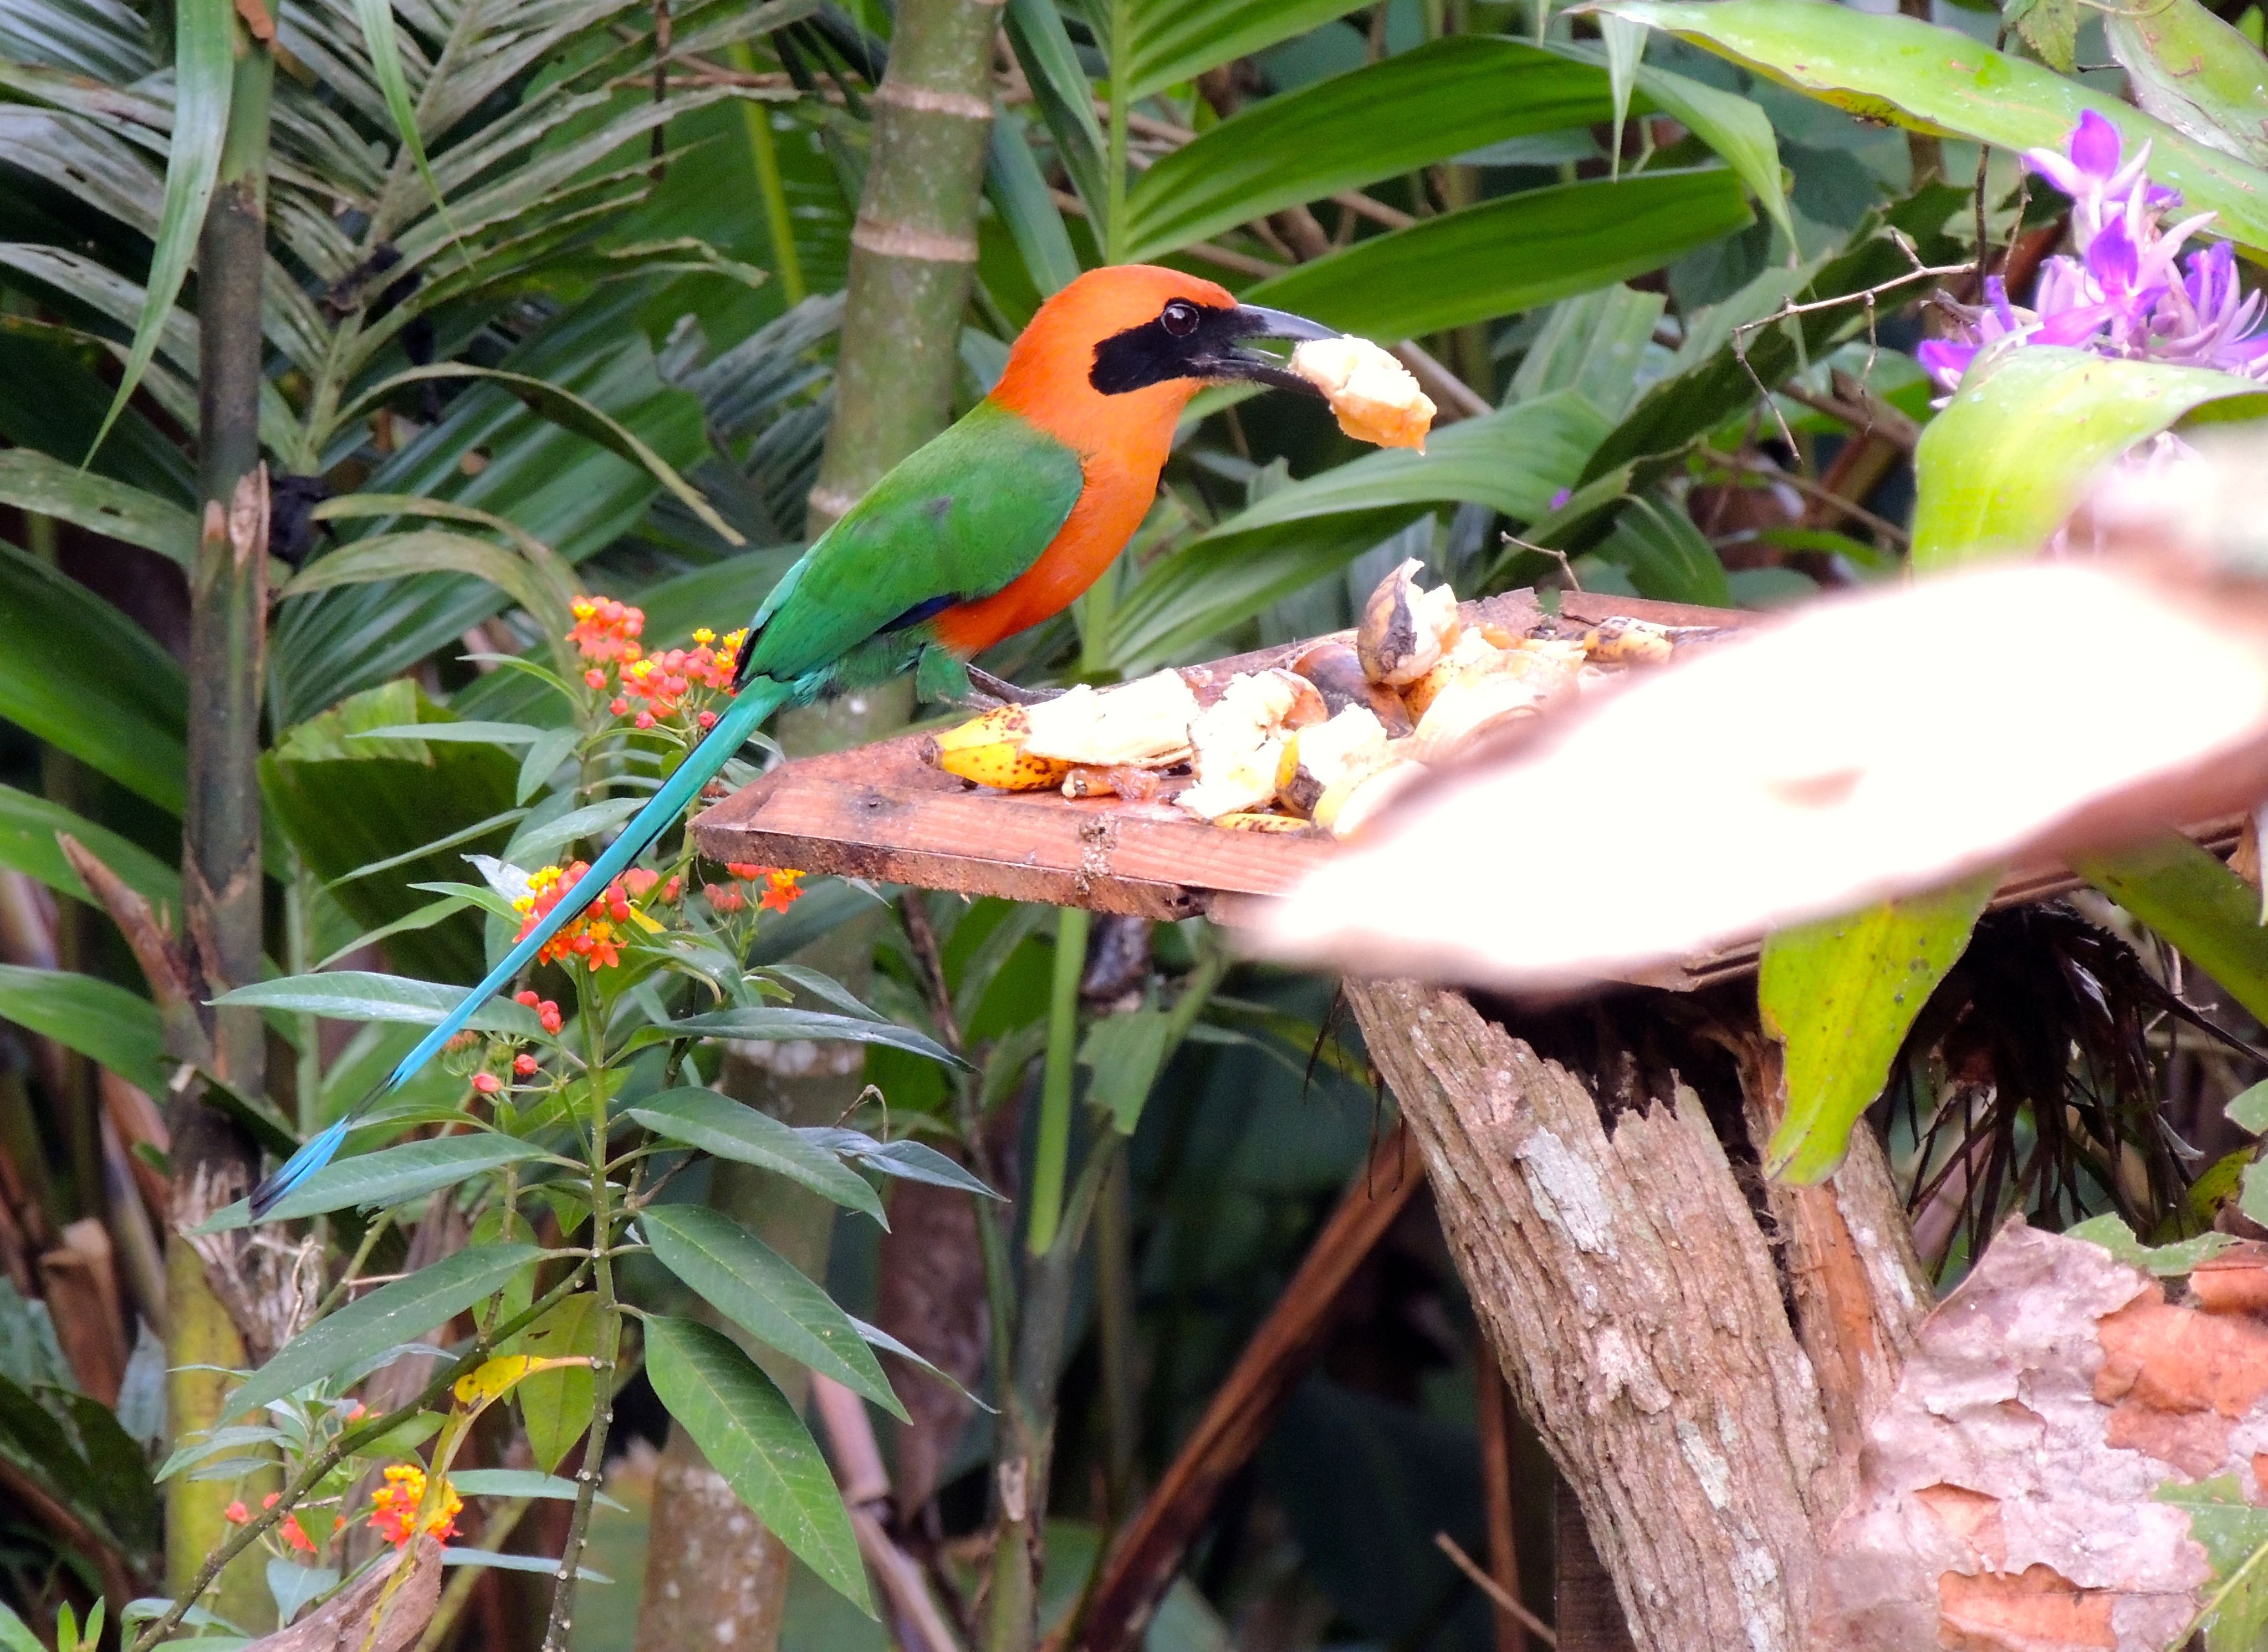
[249,678,790,1216]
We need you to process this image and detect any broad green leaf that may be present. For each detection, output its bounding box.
[0,783,178,911]
[2065,1212,2238,1276]
[202,1135,548,1230]
[1121,0,1357,98]
[0,965,166,1093]
[1511,285,1667,421]
[228,1243,543,1418]
[0,1602,40,1652]
[2229,1078,2268,1134]
[280,531,573,646]
[1004,0,1106,217]
[800,1129,1004,1199]
[1242,169,1753,342]
[503,797,647,866]
[447,1468,624,1509]
[1913,346,2268,569]
[213,971,545,1037]
[2107,0,2268,167]
[988,116,1081,296]
[1759,873,1998,1184]
[1601,0,2268,253]
[642,1206,905,1420]
[338,364,743,548]
[1112,392,1608,669]
[2154,1478,2268,1651]
[626,1087,886,1223]
[1079,1009,1172,1133]
[1620,54,1795,247]
[1602,17,1644,180]
[2009,0,2080,73]
[2078,835,2268,1027]
[1596,496,1732,606]
[1123,38,1613,263]
[267,1560,336,1626]
[0,541,187,813]
[512,1293,602,1473]
[644,1317,870,1613]
[0,450,197,567]
[346,722,554,748]
[89,0,229,458]
[437,1550,609,1581]
[0,1375,147,1559]
[264,682,519,982]
[350,0,454,226]
[661,1007,969,1071]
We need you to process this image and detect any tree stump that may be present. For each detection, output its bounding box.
[1345,979,1931,1652]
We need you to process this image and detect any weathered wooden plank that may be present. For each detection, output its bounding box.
[689,587,2241,988]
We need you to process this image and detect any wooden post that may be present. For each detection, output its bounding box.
[1343,980,1928,1652]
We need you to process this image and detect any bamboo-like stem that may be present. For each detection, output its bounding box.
[131,1268,590,1652]
[1023,906,1088,1256]
[170,17,277,1626]
[806,0,1000,531]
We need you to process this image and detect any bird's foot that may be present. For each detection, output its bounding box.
[966,666,1064,707]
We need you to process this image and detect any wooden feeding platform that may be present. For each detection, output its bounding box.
[688,587,2243,993]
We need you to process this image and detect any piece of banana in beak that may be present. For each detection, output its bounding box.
[1290,336,1436,451]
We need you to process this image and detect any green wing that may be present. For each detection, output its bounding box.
[738,399,1084,685]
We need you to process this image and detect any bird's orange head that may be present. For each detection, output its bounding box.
[989,264,1335,460]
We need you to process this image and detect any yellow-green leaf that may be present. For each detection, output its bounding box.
[1760,873,1998,1183]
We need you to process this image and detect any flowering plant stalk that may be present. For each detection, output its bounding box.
[1922,110,2268,396]
[136,599,973,1650]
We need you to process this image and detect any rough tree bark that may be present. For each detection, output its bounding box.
[1344,980,1930,1652]
[168,14,280,1629]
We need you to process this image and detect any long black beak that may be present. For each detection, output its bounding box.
[1197,304,1339,397]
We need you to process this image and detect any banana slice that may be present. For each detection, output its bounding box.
[1289,336,1436,451]
[1177,670,1314,820]
[1275,705,1390,818]
[1021,669,1201,766]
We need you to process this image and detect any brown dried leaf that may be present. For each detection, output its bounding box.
[240,1533,442,1652]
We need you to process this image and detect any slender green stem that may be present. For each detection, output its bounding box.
[310,1213,397,1321]
[1025,906,1089,1255]
[731,44,806,307]
[539,993,626,1650]
[1104,0,1130,263]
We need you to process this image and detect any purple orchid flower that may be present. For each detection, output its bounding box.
[1921,110,2267,397]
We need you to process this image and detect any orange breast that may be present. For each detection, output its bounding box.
[929,452,1157,656]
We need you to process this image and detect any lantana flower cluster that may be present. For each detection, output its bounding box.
[706,863,805,915]
[569,596,746,733]
[1922,110,2268,396]
[367,1464,462,1548]
[224,1491,318,1554]
[512,861,681,971]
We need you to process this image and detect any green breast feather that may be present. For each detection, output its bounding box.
[737,399,1085,688]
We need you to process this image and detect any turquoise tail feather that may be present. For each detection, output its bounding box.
[248,678,790,1216]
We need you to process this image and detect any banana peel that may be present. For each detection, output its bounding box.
[920,705,1072,791]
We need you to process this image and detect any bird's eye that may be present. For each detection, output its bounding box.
[1160,299,1200,336]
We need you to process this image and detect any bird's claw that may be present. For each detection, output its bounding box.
[966,666,1064,707]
